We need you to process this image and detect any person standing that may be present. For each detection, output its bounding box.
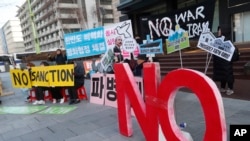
[48,48,67,65]
[213,26,239,95]
[67,61,85,105]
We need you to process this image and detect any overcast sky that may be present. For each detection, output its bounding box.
[0,0,26,28]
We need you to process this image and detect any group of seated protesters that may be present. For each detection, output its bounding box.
[24,49,85,105]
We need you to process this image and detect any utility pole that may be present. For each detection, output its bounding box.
[27,0,40,54]
[55,0,66,48]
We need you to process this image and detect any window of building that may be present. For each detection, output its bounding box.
[100,0,112,5]
[232,11,250,42]
[105,9,113,15]
[103,18,114,23]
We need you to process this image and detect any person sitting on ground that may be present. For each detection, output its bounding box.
[67,60,85,105]
[32,61,50,105]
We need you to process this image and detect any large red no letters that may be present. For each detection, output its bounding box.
[114,62,226,141]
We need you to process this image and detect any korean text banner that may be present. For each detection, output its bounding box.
[64,27,107,59]
[10,65,74,88]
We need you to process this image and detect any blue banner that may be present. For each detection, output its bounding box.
[64,27,107,59]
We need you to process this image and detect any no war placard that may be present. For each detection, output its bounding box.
[10,64,74,88]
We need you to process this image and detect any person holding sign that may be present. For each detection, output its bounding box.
[113,36,124,63]
[47,49,67,65]
[213,26,239,95]
[67,61,85,105]
[48,49,67,103]
[21,62,35,102]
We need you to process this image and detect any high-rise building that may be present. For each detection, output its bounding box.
[98,0,121,26]
[0,29,7,54]
[16,0,121,52]
[0,19,25,54]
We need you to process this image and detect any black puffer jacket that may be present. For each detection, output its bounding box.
[212,48,239,82]
[48,54,67,65]
[74,61,85,85]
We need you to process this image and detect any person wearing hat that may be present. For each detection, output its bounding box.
[133,54,148,76]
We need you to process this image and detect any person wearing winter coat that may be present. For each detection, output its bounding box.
[47,49,67,65]
[67,61,85,105]
[47,48,67,103]
[213,26,240,95]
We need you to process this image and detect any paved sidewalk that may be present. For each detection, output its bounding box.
[0,72,250,141]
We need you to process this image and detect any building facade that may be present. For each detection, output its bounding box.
[101,0,121,25]
[17,0,121,52]
[117,0,250,46]
[0,29,7,54]
[0,19,25,54]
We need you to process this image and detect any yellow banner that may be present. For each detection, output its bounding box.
[30,66,50,87]
[10,64,74,88]
[47,64,74,87]
[10,69,32,88]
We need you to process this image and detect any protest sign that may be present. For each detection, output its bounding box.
[166,24,190,54]
[114,63,226,141]
[10,65,74,88]
[64,27,107,59]
[197,33,235,61]
[10,69,32,88]
[90,73,105,105]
